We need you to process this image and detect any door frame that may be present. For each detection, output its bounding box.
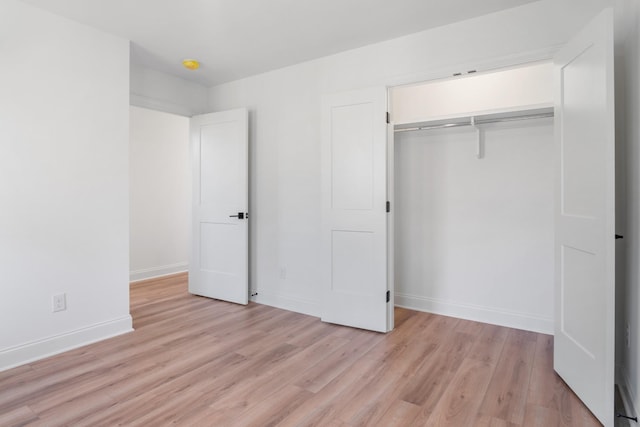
[386,122,395,332]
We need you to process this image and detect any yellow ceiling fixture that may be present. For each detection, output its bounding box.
[182,59,200,70]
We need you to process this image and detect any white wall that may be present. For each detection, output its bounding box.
[394,120,554,333]
[0,0,131,371]
[130,63,208,117]
[207,0,609,320]
[391,61,553,125]
[129,107,190,281]
[615,0,640,416]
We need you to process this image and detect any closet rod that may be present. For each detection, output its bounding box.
[394,111,554,133]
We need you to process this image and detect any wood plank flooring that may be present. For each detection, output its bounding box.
[0,273,602,426]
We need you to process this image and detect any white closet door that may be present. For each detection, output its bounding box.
[321,87,390,333]
[189,108,249,305]
[553,9,615,426]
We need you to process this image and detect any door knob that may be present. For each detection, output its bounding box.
[229,212,245,219]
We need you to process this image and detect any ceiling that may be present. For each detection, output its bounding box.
[20,0,539,87]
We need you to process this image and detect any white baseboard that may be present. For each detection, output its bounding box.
[251,290,320,318]
[0,315,133,372]
[130,262,188,282]
[395,292,554,334]
[248,290,552,333]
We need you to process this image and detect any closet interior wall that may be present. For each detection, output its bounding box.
[391,63,555,334]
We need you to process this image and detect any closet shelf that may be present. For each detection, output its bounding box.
[394,104,554,133]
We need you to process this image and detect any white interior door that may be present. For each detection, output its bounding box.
[189,108,249,305]
[321,87,390,332]
[554,9,615,426]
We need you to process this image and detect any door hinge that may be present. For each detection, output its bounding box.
[386,201,391,213]
[386,290,390,303]
[386,112,390,124]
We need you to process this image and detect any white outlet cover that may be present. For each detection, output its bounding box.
[53,294,66,312]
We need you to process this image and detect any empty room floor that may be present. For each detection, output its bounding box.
[0,274,600,426]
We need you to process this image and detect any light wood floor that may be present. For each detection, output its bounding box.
[0,273,601,426]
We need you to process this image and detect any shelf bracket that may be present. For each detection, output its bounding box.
[471,116,484,159]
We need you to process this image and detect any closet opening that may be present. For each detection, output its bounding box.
[388,61,555,334]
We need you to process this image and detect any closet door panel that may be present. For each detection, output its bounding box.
[321,87,389,333]
[553,9,615,427]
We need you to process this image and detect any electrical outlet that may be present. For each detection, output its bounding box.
[52,293,66,312]
[627,322,631,349]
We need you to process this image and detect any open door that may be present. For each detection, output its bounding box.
[321,87,390,332]
[189,108,249,305]
[554,9,615,426]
